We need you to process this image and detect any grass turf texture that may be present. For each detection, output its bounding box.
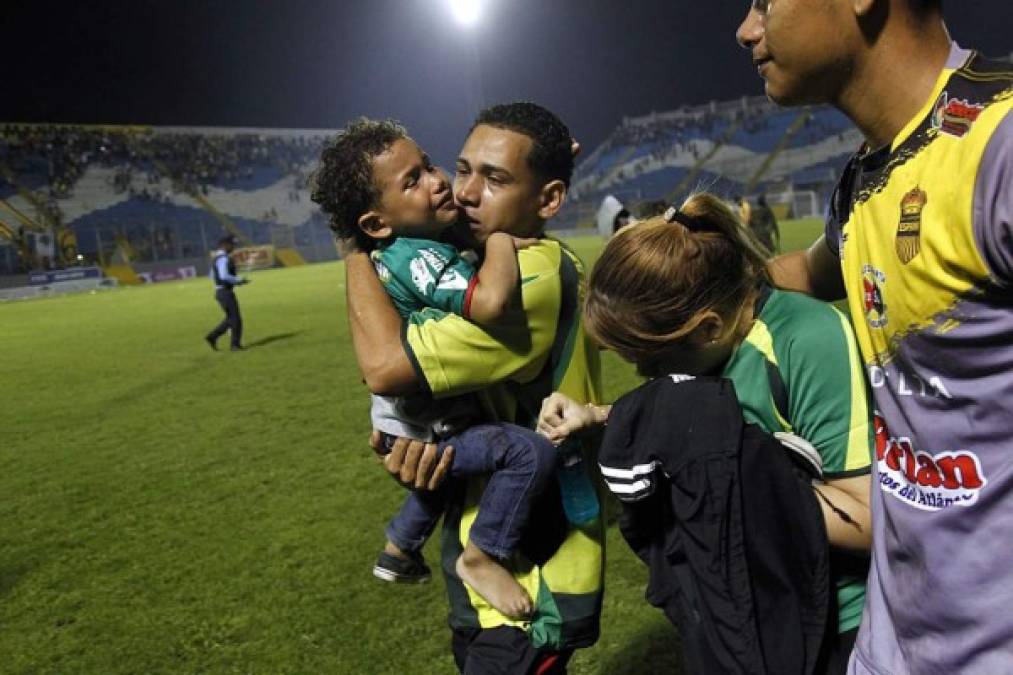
[1,219,824,674]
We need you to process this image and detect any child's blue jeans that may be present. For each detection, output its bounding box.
[385,423,557,560]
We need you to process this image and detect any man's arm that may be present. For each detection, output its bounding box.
[973,110,1013,286]
[344,249,444,489]
[344,251,419,395]
[766,233,846,301]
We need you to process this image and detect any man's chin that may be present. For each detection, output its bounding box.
[764,78,826,108]
[440,221,479,249]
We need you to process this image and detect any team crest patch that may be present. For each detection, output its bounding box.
[861,264,888,328]
[931,92,984,138]
[896,186,926,264]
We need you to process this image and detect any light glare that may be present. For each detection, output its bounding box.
[449,0,480,26]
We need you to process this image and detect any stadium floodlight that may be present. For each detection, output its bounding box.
[448,0,481,27]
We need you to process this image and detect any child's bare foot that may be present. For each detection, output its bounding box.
[455,541,533,619]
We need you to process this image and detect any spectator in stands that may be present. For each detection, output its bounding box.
[596,194,631,238]
[205,235,249,351]
[634,199,670,220]
[340,102,604,674]
[1,124,324,208]
[736,194,752,230]
[738,1,1013,673]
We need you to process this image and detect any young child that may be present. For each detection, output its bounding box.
[311,118,556,619]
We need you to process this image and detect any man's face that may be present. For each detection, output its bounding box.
[371,138,458,239]
[736,0,855,106]
[454,125,545,244]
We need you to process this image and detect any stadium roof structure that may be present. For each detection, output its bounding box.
[0,122,335,139]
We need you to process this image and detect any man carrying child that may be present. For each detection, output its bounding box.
[314,102,604,674]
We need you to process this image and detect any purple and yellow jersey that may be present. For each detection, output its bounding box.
[824,45,1013,674]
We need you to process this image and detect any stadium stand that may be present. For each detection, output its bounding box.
[0,124,335,278]
[0,92,918,277]
[558,95,863,230]
[0,99,858,280]
[6,52,1012,274]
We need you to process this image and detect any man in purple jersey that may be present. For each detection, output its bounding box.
[737,0,1013,673]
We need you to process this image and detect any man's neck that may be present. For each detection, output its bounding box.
[835,17,952,150]
[510,219,546,242]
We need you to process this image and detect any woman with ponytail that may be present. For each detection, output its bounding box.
[539,193,874,674]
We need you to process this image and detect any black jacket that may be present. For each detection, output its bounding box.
[600,375,830,675]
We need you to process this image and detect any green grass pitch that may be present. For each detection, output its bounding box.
[0,219,824,674]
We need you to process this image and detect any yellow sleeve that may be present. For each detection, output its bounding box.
[404,241,562,398]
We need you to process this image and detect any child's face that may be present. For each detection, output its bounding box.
[367,138,459,240]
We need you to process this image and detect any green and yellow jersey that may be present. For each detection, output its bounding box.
[404,237,604,650]
[723,286,874,633]
[371,237,477,319]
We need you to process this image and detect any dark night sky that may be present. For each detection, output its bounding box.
[3,0,1010,166]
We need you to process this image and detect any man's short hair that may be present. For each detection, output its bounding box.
[472,102,574,188]
[310,118,407,249]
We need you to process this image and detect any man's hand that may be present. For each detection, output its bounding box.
[537,392,607,445]
[369,430,454,490]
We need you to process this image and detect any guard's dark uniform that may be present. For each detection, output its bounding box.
[206,249,243,349]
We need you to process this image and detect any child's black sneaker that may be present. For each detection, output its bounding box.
[373,550,431,583]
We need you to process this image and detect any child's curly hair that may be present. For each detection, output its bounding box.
[310,118,407,251]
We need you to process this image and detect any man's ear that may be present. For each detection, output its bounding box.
[852,0,875,18]
[853,0,888,41]
[357,211,392,241]
[537,180,567,220]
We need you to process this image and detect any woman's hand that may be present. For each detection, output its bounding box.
[537,392,609,444]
